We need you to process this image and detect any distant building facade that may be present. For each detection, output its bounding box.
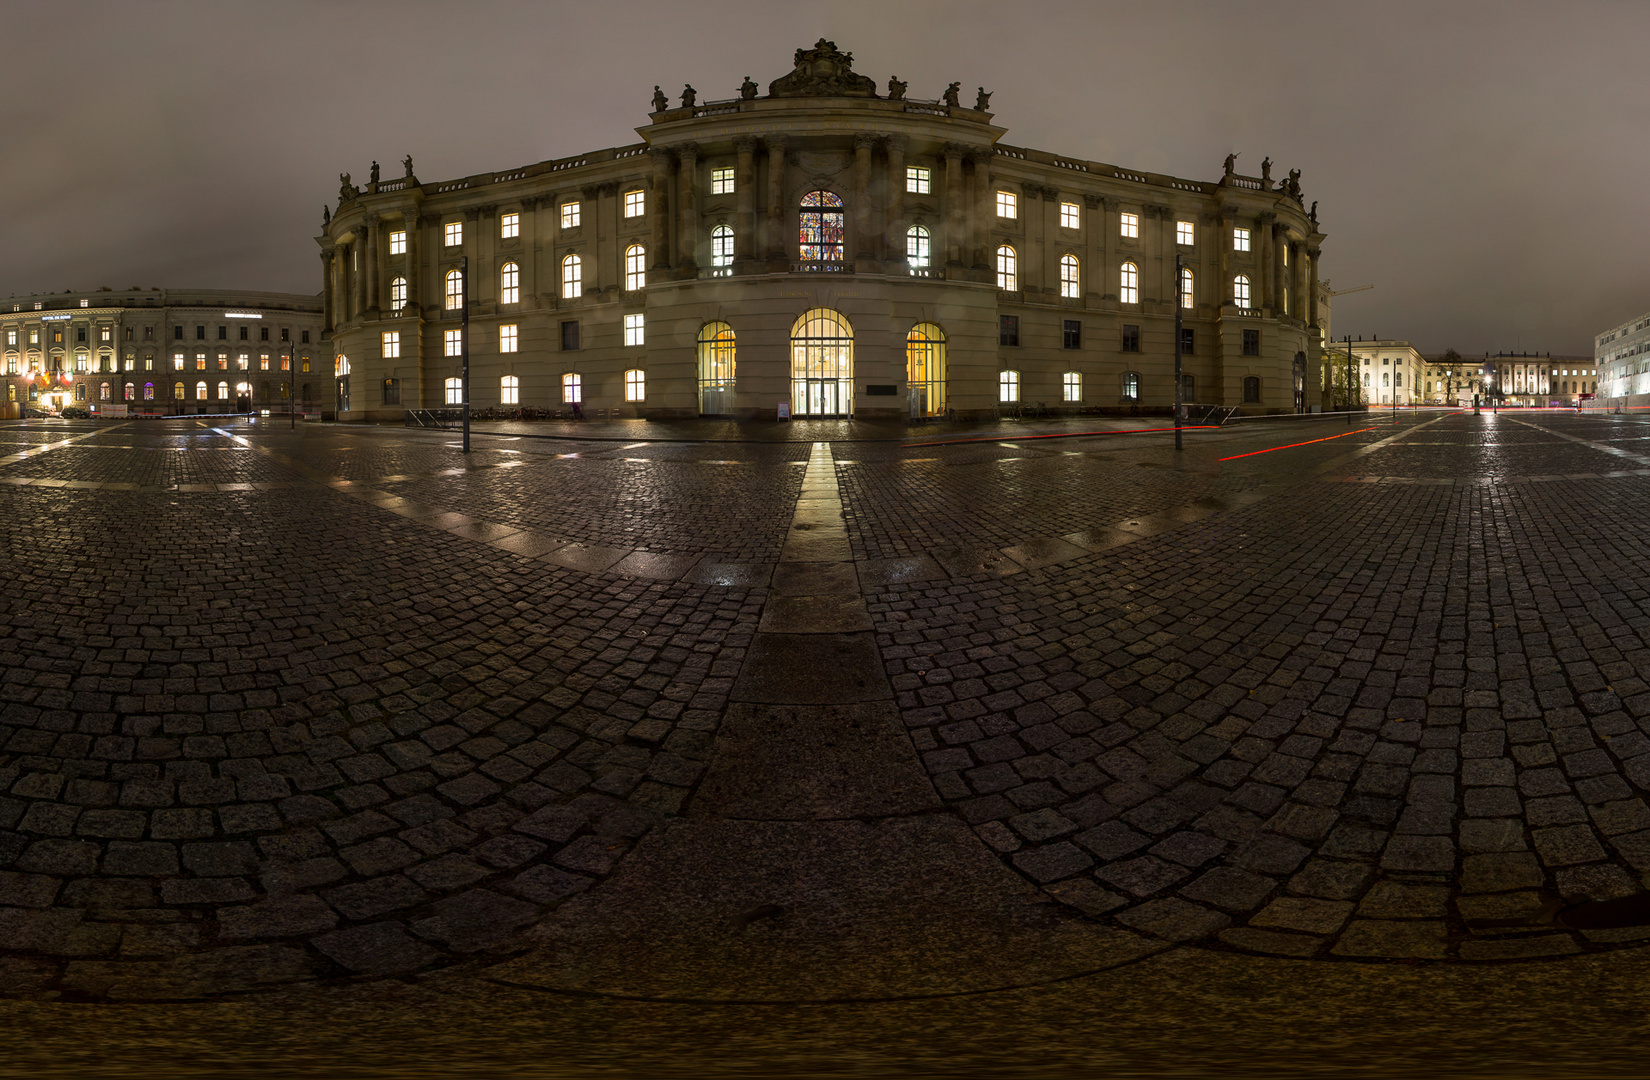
[1349,340,1424,405]
[319,40,1328,422]
[1596,311,1650,405]
[1,288,324,417]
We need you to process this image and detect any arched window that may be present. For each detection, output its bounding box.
[561,372,581,404]
[99,382,110,401]
[217,381,229,399]
[906,225,930,268]
[195,381,208,400]
[1234,275,1251,307]
[996,245,1017,291]
[143,383,154,401]
[561,254,582,298]
[499,262,519,305]
[1243,376,1261,403]
[798,191,844,262]
[1382,372,1390,387]
[501,375,519,405]
[709,229,733,274]
[697,321,736,415]
[1059,254,1080,298]
[1062,372,1082,402]
[625,244,648,289]
[336,357,351,376]
[907,322,946,417]
[173,382,184,400]
[1120,262,1139,304]
[1122,372,1141,402]
[999,369,1020,404]
[1179,268,1194,309]
[790,308,853,416]
[235,381,250,398]
[389,276,407,311]
[445,377,463,405]
[123,383,135,401]
[444,269,464,309]
[624,368,646,403]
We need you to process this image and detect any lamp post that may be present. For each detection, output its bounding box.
[460,255,470,454]
[1174,252,1183,452]
[289,348,296,431]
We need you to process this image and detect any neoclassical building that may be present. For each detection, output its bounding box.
[320,41,1327,422]
[1,288,324,417]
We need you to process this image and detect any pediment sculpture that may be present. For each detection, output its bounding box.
[768,39,878,98]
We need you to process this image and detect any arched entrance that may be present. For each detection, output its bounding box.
[790,308,852,417]
[907,322,946,418]
[697,321,736,415]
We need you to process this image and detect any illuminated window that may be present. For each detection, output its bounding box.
[1123,371,1140,400]
[1180,268,1194,309]
[500,262,519,305]
[710,229,733,272]
[1063,371,1082,402]
[195,381,207,400]
[1177,221,1195,245]
[500,324,518,353]
[996,245,1017,291]
[625,245,648,290]
[799,191,844,262]
[562,254,582,298]
[389,277,407,311]
[1120,262,1139,304]
[217,353,228,370]
[174,382,185,400]
[4,331,12,346]
[236,353,248,370]
[501,212,519,239]
[1059,254,1080,298]
[624,313,645,347]
[906,167,930,194]
[1234,275,1251,307]
[711,167,734,194]
[123,382,135,401]
[1234,227,1250,253]
[99,382,110,401]
[143,383,154,401]
[1060,202,1080,230]
[999,369,1020,403]
[444,221,462,246]
[281,354,291,371]
[906,225,930,268]
[100,327,111,342]
[501,375,519,405]
[445,269,464,309]
[382,331,400,359]
[173,353,184,370]
[561,202,580,228]
[444,329,462,357]
[562,372,582,403]
[389,230,406,255]
[259,353,269,370]
[996,191,1017,219]
[196,353,207,370]
[623,190,645,218]
[1120,212,1139,238]
[445,377,463,405]
[624,368,645,402]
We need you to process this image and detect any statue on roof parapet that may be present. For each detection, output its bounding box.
[769,38,878,97]
[887,76,906,100]
[1260,156,1272,185]
[681,84,697,107]
[402,155,414,177]
[740,75,758,100]
[322,206,330,226]
[652,85,668,112]
[1223,152,1238,176]
[369,160,379,185]
[1310,200,1318,224]
[975,87,992,111]
[942,82,961,107]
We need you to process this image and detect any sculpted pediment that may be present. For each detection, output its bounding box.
[768,39,878,98]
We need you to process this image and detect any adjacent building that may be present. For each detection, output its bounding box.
[1596,312,1650,405]
[2,289,324,417]
[319,40,1328,422]
[1349,340,1424,405]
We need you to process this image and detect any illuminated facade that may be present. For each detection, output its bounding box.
[1596,310,1650,405]
[1349,341,1425,406]
[1,289,324,417]
[321,40,1327,422]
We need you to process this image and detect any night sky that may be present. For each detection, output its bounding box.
[4,0,1645,355]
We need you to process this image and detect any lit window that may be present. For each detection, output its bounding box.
[562,372,582,403]
[237,353,249,370]
[174,382,184,399]
[500,324,518,354]
[445,377,463,405]
[623,190,645,218]
[1234,227,1250,252]
[1122,372,1140,400]
[1120,262,1139,304]
[1063,372,1082,403]
[382,331,400,359]
[710,228,733,271]
[711,167,734,195]
[624,368,645,402]
[625,245,648,290]
[444,221,462,247]
[259,353,269,370]
[389,276,407,311]
[4,331,12,346]
[561,202,581,228]
[1120,212,1139,238]
[196,353,206,370]
[624,313,645,347]
[1059,254,1080,298]
[389,230,407,255]
[143,383,153,400]
[501,212,519,239]
[100,327,111,342]
[99,382,110,401]
[1060,202,1080,230]
[996,191,1017,219]
[1234,275,1251,307]
[996,245,1017,291]
[80,299,89,308]
[906,167,930,194]
[999,369,1020,403]
[173,353,184,370]
[217,353,228,370]
[445,269,464,309]
[500,262,519,305]
[1179,268,1194,309]
[501,375,519,405]
[1177,221,1195,245]
[444,329,462,357]
[799,191,844,262]
[562,254,582,298]
[196,381,208,400]
[906,225,930,268]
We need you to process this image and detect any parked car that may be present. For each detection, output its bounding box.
[23,407,49,418]
[60,406,90,419]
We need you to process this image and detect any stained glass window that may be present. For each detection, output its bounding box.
[799,191,844,262]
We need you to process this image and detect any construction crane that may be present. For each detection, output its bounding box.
[1326,283,1373,297]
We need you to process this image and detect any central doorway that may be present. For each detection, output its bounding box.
[790,308,852,418]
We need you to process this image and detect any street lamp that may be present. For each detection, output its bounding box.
[1174,252,1183,452]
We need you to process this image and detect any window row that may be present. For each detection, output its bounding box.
[991,250,1255,309]
[440,370,644,406]
[169,352,299,371]
[997,316,1260,356]
[993,370,1261,403]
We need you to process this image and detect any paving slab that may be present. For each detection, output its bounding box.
[731,632,892,703]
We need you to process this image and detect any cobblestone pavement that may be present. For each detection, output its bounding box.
[3,409,1650,1005]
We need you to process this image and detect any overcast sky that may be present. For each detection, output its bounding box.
[3,0,1644,356]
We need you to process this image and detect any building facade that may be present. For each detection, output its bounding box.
[320,40,1328,423]
[1349,340,1424,405]
[1596,311,1650,405]
[1,289,324,418]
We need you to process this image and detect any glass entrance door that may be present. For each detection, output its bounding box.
[790,308,853,418]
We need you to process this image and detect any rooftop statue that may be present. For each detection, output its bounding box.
[681,84,696,107]
[1310,200,1318,224]
[887,76,907,100]
[402,154,414,177]
[1260,156,1272,184]
[338,172,355,202]
[767,38,878,98]
[975,87,992,111]
[322,205,330,225]
[1223,152,1238,176]
[652,85,668,112]
[740,75,758,100]
[369,160,380,184]
[943,82,961,107]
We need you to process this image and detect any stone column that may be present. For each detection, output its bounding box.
[647,147,673,272]
[1100,197,1118,300]
[1218,208,1233,306]
[852,133,876,262]
[883,136,908,272]
[1273,225,1288,318]
[1257,212,1275,311]
[404,211,421,313]
[1292,241,1307,324]
[1039,186,1057,295]
[365,217,381,314]
[321,250,334,333]
[677,142,699,271]
[519,195,540,301]
[942,143,966,267]
[764,135,788,261]
[733,136,758,266]
[970,148,994,270]
[1307,244,1321,331]
[351,237,366,321]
